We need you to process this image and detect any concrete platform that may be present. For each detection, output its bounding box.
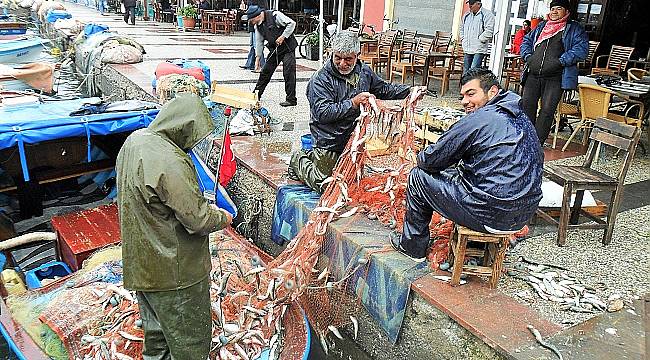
[49,3,648,359]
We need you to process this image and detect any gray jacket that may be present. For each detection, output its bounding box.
[306,58,410,153]
[460,7,495,54]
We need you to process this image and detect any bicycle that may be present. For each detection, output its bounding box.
[298,15,331,59]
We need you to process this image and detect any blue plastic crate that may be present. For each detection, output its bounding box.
[24,261,72,289]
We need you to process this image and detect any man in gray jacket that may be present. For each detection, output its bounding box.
[460,0,495,72]
[288,31,414,192]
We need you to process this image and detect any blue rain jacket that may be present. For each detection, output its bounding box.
[520,20,588,90]
[417,90,543,230]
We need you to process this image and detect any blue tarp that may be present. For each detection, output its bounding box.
[83,23,109,37]
[189,150,238,217]
[45,10,72,23]
[270,184,428,343]
[0,98,159,182]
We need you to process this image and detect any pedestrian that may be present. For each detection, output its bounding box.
[520,0,588,146]
[288,31,420,192]
[248,4,298,107]
[460,0,495,73]
[122,0,136,25]
[391,68,543,262]
[116,93,233,359]
[240,0,267,71]
[510,20,531,55]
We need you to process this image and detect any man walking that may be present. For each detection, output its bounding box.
[116,93,233,358]
[520,0,588,145]
[460,0,495,72]
[240,0,268,71]
[122,0,136,25]
[248,5,298,107]
[391,69,543,262]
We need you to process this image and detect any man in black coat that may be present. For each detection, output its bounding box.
[122,0,137,25]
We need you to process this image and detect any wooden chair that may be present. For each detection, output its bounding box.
[578,41,600,70]
[427,43,463,96]
[389,37,418,83]
[501,57,524,92]
[402,29,417,40]
[591,45,635,76]
[536,118,641,246]
[359,30,398,79]
[552,90,580,149]
[390,38,435,84]
[433,31,452,53]
[448,225,512,288]
[562,83,613,151]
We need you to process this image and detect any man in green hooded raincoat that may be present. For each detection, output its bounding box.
[116,93,232,359]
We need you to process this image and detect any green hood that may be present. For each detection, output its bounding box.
[148,93,215,151]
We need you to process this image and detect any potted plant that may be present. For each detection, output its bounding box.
[179,5,198,29]
[304,32,320,61]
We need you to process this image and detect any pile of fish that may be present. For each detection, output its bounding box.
[419,106,465,132]
[509,261,624,314]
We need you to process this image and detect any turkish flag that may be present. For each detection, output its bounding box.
[218,131,236,186]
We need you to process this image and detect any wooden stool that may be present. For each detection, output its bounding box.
[448,225,511,289]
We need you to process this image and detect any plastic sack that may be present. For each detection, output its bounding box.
[45,9,71,23]
[170,59,211,87]
[83,23,109,37]
[230,109,255,135]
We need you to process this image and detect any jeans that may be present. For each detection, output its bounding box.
[521,73,563,145]
[244,32,265,69]
[463,53,485,73]
[400,167,487,258]
[254,49,296,103]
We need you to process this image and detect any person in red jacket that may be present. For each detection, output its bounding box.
[510,20,531,54]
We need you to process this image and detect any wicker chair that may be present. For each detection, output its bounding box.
[562,84,613,151]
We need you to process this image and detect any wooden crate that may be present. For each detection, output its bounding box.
[51,203,121,271]
[210,80,258,109]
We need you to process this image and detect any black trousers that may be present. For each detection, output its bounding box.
[521,73,563,145]
[124,5,136,25]
[254,50,297,103]
[401,167,486,259]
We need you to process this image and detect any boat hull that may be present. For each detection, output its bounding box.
[0,39,48,64]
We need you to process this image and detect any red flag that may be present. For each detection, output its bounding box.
[219,131,236,186]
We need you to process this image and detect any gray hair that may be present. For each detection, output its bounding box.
[330,30,360,54]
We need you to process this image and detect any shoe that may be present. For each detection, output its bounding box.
[279,101,297,107]
[239,65,252,69]
[286,166,300,181]
[251,69,261,73]
[389,231,426,263]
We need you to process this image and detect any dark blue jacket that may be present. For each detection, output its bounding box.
[520,20,588,90]
[417,90,543,230]
[306,58,410,153]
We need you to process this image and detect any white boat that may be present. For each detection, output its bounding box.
[0,37,49,64]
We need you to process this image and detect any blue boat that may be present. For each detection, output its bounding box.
[0,37,49,64]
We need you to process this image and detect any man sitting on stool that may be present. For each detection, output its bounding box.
[247,5,298,107]
[391,68,543,262]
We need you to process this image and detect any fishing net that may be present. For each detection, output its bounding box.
[157,74,210,104]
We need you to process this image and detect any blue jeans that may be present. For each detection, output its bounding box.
[463,53,485,74]
[244,32,266,69]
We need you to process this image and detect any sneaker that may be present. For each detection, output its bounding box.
[279,101,297,107]
[389,231,426,263]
